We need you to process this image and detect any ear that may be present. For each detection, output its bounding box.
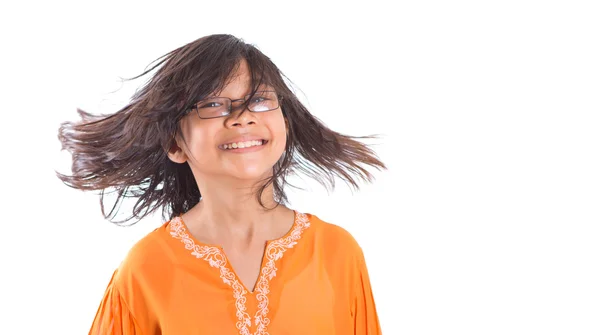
[167,137,188,164]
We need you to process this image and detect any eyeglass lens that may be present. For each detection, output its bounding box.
[194,91,279,119]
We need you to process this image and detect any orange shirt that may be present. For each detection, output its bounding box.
[89,211,381,334]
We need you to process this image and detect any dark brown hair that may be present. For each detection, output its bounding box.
[56,34,386,225]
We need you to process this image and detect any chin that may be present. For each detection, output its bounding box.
[228,165,274,182]
[221,151,282,181]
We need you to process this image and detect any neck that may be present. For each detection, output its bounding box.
[182,177,293,247]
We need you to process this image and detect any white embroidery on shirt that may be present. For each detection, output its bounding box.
[253,212,310,335]
[169,212,310,335]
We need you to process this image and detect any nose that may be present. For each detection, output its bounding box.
[226,104,257,127]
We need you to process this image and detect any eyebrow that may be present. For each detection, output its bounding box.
[205,86,274,99]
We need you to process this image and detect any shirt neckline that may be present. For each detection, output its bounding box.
[167,210,313,333]
[172,209,300,250]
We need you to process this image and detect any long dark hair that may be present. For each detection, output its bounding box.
[56,34,386,225]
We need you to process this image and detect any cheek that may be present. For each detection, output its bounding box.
[267,114,288,152]
[182,125,218,164]
[265,111,286,136]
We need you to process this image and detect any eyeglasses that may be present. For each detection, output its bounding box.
[188,90,282,119]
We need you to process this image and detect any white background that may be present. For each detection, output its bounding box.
[1,1,599,334]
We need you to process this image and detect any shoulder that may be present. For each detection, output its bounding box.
[92,223,172,332]
[304,212,365,260]
[308,213,361,245]
[113,221,174,285]
[302,212,371,293]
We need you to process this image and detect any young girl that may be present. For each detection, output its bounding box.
[57,34,386,335]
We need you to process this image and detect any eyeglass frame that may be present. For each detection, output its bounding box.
[186,90,283,119]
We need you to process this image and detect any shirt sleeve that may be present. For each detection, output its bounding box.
[352,247,382,335]
[88,270,142,335]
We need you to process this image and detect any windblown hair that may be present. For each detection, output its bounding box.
[56,34,386,225]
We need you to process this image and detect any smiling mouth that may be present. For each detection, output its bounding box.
[219,139,268,150]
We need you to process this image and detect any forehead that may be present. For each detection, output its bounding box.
[212,59,272,98]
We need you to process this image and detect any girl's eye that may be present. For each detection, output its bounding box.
[199,101,222,108]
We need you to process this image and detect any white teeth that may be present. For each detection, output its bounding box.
[221,140,265,150]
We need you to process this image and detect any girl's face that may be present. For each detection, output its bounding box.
[168,59,287,185]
